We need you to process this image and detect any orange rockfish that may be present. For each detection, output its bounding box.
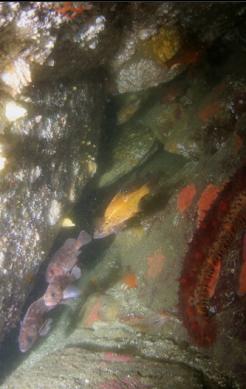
[94,183,150,239]
[18,297,52,353]
[43,274,81,308]
[46,230,91,283]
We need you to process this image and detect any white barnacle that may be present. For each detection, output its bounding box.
[75,15,106,49]
[5,101,27,122]
[1,58,31,95]
[48,199,61,226]
[0,142,6,171]
[29,166,42,183]
[0,154,6,171]
[86,160,97,176]
[0,251,5,268]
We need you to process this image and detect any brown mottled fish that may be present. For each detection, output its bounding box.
[46,230,91,283]
[18,297,52,353]
[43,273,81,308]
[94,183,150,239]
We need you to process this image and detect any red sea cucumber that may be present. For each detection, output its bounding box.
[197,184,221,226]
[179,164,246,347]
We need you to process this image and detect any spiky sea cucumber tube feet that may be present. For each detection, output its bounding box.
[179,165,246,347]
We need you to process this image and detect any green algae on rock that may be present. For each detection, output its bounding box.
[98,122,157,188]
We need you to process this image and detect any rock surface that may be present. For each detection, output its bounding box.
[1,2,246,388]
[0,79,104,343]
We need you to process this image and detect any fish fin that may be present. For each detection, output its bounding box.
[93,228,107,239]
[39,318,53,337]
[94,222,124,239]
[111,221,126,235]
[59,300,73,306]
[76,230,92,248]
[70,265,82,280]
[63,285,81,300]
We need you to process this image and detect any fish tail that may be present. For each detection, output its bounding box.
[140,182,151,197]
[76,230,92,249]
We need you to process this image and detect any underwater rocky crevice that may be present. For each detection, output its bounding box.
[0,2,246,388]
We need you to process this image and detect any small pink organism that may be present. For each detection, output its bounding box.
[102,352,134,363]
[83,297,102,328]
[146,249,165,280]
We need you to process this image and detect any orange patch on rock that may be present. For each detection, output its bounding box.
[146,249,165,279]
[177,184,197,214]
[121,273,138,289]
[83,298,102,328]
[197,184,221,226]
[198,100,221,123]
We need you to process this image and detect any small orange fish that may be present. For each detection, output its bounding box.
[46,230,91,283]
[18,297,52,353]
[94,184,150,239]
